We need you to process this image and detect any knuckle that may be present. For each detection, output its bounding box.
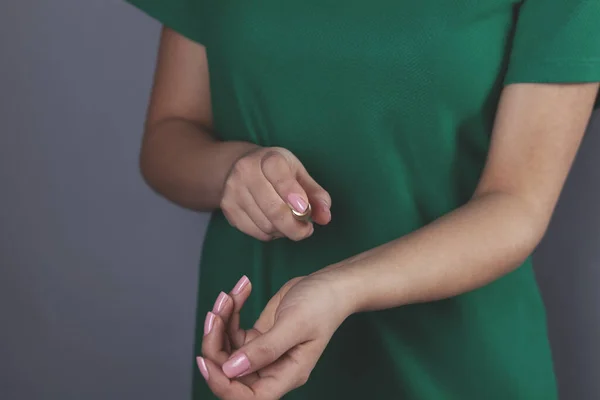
[259,221,276,234]
[288,224,313,242]
[201,341,217,360]
[222,212,236,228]
[232,156,256,179]
[220,184,240,208]
[243,226,271,242]
[222,183,239,205]
[211,385,232,400]
[220,197,235,213]
[220,204,237,226]
[295,372,311,387]
[254,343,278,361]
[263,200,286,221]
[223,173,238,191]
[255,232,273,242]
[288,233,304,242]
[260,151,288,174]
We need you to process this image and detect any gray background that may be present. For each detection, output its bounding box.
[0,1,598,399]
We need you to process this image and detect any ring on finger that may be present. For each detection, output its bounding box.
[290,202,312,222]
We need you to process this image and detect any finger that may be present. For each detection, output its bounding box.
[197,357,255,400]
[252,277,303,334]
[201,307,261,386]
[252,287,285,334]
[297,167,331,226]
[221,316,305,379]
[211,292,234,353]
[251,344,316,398]
[247,179,313,242]
[236,188,279,237]
[201,312,230,365]
[227,276,252,348]
[212,291,233,318]
[261,150,312,216]
[226,282,285,348]
[221,202,275,242]
[248,152,312,241]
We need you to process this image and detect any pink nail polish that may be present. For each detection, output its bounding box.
[197,357,209,380]
[212,292,228,314]
[232,276,249,295]
[222,353,250,378]
[204,312,215,336]
[287,193,308,213]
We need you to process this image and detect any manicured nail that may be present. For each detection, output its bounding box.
[287,193,308,213]
[197,357,209,380]
[222,353,250,378]
[212,292,228,314]
[232,276,249,295]
[204,312,215,336]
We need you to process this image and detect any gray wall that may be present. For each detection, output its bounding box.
[0,1,598,399]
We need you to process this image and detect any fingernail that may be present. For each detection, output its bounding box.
[204,312,215,336]
[197,357,209,380]
[212,292,228,314]
[222,353,250,378]
[232,275,249,295]
[287,193,308,213]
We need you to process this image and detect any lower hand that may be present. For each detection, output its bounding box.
[198,273,352,400]
[220,147,332,241]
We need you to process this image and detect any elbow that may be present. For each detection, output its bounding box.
[138,119,168,193]
[138,132,166,197]
[475,190,552,265]
[520,217,548,258]
[510,202,552,264]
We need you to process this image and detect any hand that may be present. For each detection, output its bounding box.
[221,147,331,241]
[198,273,353,400]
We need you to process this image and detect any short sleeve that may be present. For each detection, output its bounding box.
[504,0,600,108]
[125,0,205,45]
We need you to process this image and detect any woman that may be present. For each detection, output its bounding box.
[127,0,600,398]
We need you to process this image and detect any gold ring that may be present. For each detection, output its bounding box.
[291,202,312,222]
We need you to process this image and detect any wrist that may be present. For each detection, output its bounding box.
[310,263,367,317]
[223,141,263,172]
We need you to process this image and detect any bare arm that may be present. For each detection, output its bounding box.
[197,82,600,395]
[326,82,600,312]
[140,27,258,211]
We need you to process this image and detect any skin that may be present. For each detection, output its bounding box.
[140,27,331,241]
[142,28,600,399]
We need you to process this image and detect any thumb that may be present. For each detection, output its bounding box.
[297,168,331,225]
[221,319,301,378]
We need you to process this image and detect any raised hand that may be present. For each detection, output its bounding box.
[220,147,331,241]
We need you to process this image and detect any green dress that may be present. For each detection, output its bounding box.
[127,1,600,398]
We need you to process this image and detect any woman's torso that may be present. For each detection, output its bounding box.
[193,1,557,398]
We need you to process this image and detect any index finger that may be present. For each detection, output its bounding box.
[260,151,311,216]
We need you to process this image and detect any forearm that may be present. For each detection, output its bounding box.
[325,191,548,313]
[139,118,259,211]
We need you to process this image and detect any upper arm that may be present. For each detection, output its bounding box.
[146,27,213,130]
[475,83,599,222]
[474,0,600,226]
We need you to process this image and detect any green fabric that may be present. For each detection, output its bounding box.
[126,0,600,398]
